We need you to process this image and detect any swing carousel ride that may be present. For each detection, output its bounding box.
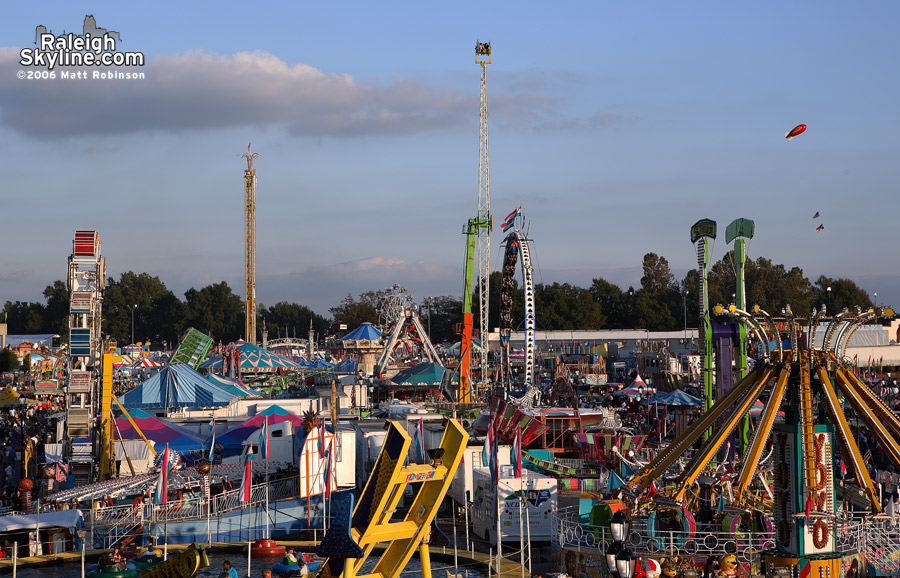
[618,301,897,576]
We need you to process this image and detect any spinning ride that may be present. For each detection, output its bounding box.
[627,302,896,575]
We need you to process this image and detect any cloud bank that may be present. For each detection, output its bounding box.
[0,48,622,139]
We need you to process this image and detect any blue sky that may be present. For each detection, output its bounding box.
[2,2,899,317]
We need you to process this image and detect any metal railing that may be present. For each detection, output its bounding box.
[88,476,300,526]
[553,506,775,567]
[86,476,302,547]
[552,507,884,572]
[862,515,900,575]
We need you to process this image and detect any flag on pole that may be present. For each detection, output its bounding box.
[483,419,499,484]
[840,460,847,477]
[154,445,169,504]
[259,417,270,459]
[324,442,333,499]
[482,420,492,468]
[501,206,522,232]
[511,427,522,478]
[414,420,426,463]
[490,421,500,485]
[239,446,254,502]
[208,417,216,462]
[318,423,325,457]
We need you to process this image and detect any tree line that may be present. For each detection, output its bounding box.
[1,272,330,348]
[1,254,875,349]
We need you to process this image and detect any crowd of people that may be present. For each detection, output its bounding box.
[0,402,60,505]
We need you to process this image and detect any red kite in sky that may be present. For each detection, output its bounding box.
[816,224,824,232]
[813,211,820,219]
[786,124,807,140]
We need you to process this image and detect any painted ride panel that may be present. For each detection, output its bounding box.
[316,418,468,578]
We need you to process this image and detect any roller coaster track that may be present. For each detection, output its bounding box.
[498,229,536,389]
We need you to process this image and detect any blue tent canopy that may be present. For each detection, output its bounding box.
[341,323,382,341]
[642,389,702,406]
[206,374,259,398]
[333,359,359,373]
[120,363,237,410]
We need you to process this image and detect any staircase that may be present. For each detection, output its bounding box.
[169,328,214,369]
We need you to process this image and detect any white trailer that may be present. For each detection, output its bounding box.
[238,420,298,464]
[354,419,388,491]
[471,466,557,546]
[400,413,445,464]
[450,444,511,506]
[328,422,356,489]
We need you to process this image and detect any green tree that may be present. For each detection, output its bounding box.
[0,349,19,372]
[105,272,186,346]
[184,282,244,343]
[589,277,627,328]
[628,288,676,330]
[1,300,47,334]
[534,282,606,329]
[640,253,676,295]
[329,292,380,331]
[420,295,463,344]
[42,280,70,340]
[744,257,814,314]
[681,269,701,330]
[812,276,873,313]
[260,302,329,341]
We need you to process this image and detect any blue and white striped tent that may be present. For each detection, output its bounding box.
[120,363,238,410]
[206,374,260,398]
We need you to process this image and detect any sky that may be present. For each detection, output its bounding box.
[2,2,899,317]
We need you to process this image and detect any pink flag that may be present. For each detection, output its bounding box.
[239,446,254,502]
[324,442,333,499]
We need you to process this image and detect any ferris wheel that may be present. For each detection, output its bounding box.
[376,284,415,333]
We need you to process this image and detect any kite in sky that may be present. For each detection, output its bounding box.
[813,211,820,219]
[786,124,807,140]
[816,224,825,232]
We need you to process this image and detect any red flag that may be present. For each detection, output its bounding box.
[239,446,253,502]
[324,442,333,498]
[805,493,813,518]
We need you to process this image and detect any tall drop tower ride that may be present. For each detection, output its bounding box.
[475,41,492,382]
[240,143,259,345]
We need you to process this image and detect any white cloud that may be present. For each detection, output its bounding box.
[0,48,623,139]
[0,48,472,138]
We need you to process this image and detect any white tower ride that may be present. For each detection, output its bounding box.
[476,41,492,380]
